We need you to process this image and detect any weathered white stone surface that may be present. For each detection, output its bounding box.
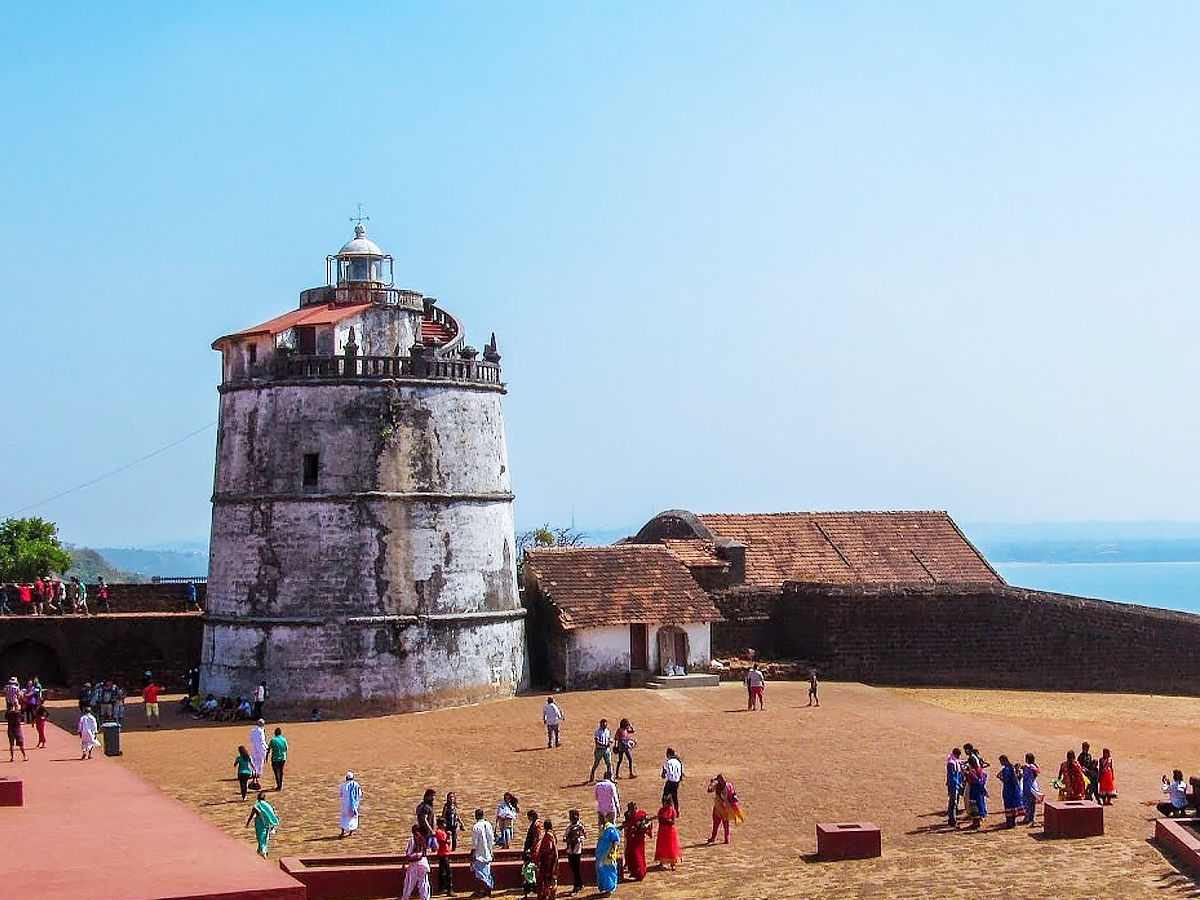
[204,293,523,711]
[565,622,712,689]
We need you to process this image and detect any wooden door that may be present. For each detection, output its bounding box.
[673,630,689,668]
[657,628,675,672]
[630,624,649,670]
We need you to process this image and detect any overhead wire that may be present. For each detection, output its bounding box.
[4,420,217,517]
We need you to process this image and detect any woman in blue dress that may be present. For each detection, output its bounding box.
[997,755,1022,828]
[594,817,622,895]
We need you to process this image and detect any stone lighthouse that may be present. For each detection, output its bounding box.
[202,222,525,712]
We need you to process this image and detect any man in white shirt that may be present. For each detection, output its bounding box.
[542,697,565,749]
[588,718,612,782]
[661,747,684,813]
[470,807,496,896]
[745,664,765,711]
[594,769,621,828]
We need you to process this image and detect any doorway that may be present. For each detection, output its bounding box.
[630,624,648,671]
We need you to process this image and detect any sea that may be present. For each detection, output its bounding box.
[993,562,1200,614]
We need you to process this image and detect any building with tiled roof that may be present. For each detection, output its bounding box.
[635,509,1002,590]
[522,545,723,690]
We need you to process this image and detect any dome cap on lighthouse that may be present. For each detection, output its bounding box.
[338,222,385,258]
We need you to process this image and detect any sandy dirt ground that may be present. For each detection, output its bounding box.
[49,682,1200,899]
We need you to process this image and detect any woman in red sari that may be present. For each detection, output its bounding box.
[535,820,559,900]
[654,802,681,870]
[1058,750,1087,801]
[622,801,652,881]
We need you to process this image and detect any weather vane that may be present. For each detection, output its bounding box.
[350,203,370,228]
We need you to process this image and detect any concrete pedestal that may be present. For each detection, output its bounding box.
[816,822,881,860]
[1043,800,1104,838]
[0,778,23,806]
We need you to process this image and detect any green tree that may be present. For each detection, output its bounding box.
[515,524,587,578]
[0,517,72,583]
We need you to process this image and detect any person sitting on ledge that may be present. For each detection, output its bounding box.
[1159,770,1189,817]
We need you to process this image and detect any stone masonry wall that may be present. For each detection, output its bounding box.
[770,583,1200,694]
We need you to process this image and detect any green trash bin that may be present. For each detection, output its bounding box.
[101,721,122,756]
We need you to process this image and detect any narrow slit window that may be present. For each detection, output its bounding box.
[248,343,258,365]
[302,453,319,487]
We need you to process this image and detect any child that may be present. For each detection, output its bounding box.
[33,704,48,749]
[1098,748,1118,804]
[564,809,587,894]
[521,850,536,897]
[433,816,453,896]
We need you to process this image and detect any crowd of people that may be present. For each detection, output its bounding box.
[235,697,744,899]
[945,740,1119,829]
[0,576,109,615]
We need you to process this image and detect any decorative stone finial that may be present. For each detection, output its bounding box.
[483,333,501,364]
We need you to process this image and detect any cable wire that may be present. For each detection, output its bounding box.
[5,420,217,517]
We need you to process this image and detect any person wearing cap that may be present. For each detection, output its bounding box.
[245,717,268,779]
[340,771,362,837]
[4,677,21,710]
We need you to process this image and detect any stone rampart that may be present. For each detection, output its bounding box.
[0,611,203,690]
[712,582,1200,694]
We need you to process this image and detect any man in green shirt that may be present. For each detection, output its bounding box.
[268,727,289,791]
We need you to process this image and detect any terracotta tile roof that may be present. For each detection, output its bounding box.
[213,302,373,347]
[695,511,1002,589]
[661,540,727,569]
[524,545,723,631]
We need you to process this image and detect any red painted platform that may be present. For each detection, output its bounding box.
[0,721,305,900]
[0,777,23,806]
[816,821,882,860]
[1156,817,1200,878]
[1043,799,1104,838]
[282,849,598,899]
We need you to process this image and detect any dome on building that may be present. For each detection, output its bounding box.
[338,223,385,258]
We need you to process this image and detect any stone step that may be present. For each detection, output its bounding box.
[645,673,720,689]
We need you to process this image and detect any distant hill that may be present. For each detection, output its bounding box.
[94,547,209,579]
[63,546,149,584]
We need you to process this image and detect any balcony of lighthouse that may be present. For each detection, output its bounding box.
[220,333,504,388]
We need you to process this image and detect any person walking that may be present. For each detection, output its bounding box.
[33,703,48,749]
[253,681,268,721]
[268,727,289,791]
[661,748,684,814]
[613,718,636,779]
[807,669,820,707]
[78,707,100,760]
[471,808,496,896]
[340,772,362,837]
[235,745,255,800]
[542,696,564,749]
[706,773,744,844]
[6,704,26,762]
[588,719,613,782]
[417,788,438,838]
[96,577,112,612]
[563,809,587,894]
[246,791,280,858]
[745,664,765,710]
[594,769,621,829]
[141,679,162,728]
[249,718,269,781]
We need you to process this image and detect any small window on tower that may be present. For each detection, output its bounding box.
[248,343,257,365]
[302,453,319,487]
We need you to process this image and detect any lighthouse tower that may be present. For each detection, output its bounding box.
[202,223,525,712]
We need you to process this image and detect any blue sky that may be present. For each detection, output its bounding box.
[2,3,1199,547]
